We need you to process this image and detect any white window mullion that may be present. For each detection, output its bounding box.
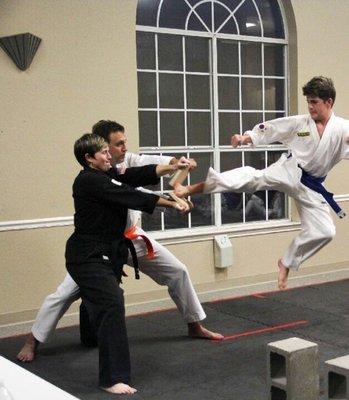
[238,41,242,134]
[265,150,269,222]
[212,36,221,228]
[183,36,188,148]
[155,34,165,231]
[242,150,246,223]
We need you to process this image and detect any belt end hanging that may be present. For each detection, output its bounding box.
[338,210,346,219]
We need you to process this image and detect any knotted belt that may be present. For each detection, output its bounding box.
[124,226,155,259]
[123,237,140,280]
[300,167,346,219]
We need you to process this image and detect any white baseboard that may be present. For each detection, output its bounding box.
[1,267,348,339]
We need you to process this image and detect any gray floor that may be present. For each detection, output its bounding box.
[0,279,348,399]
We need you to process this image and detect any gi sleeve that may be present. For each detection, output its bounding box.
[79,171,159,214]
[247,116,304,146]
[340,119,349,159]
[111,164,160,188]
[126,152,173,167]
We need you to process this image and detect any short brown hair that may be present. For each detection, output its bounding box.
[92,120,125,142]
[302,76,336,103]
[74,133,107,167]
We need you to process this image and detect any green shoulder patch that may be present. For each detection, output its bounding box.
[297,131,310,137]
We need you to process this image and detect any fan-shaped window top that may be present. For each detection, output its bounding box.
[136,0,285,38]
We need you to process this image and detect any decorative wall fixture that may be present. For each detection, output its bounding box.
[0,32,42,71]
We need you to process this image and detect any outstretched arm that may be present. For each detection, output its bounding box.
[231,134,252,148]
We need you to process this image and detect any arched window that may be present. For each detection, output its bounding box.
[136,0,288,232]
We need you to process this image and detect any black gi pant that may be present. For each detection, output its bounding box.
[67,260,130,387]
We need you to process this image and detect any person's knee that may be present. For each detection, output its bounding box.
[318,223,336,243]
[54,284,79,302]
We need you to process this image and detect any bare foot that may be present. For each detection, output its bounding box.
[102,383,137,395]
[17,332,39,362]
[188,322,224,341]
[278,259,289,290]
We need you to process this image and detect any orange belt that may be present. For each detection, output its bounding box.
[124,226,155,259]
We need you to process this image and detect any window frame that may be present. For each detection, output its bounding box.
[136,0,291,235]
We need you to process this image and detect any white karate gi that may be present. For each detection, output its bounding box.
[32,152,205,343]
[204,113,349,270]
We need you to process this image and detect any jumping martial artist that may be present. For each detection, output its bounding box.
[64,133,190,394]
[174,76,349,290]
[17,121,223,363]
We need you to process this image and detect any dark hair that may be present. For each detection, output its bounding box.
[302,76,336,103]
[74,133,107,167]
[92,120,125,142]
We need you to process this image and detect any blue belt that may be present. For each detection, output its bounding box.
[300,168,346,219]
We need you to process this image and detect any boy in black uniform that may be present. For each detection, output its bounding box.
[66,134,189,394]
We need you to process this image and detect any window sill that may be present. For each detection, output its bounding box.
[148,219,301,245]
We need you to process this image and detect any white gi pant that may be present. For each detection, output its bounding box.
[32,230,206,343]
[204,153,336,270]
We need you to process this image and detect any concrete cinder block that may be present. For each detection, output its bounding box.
[267,337,319,400]
[325,354,349,400]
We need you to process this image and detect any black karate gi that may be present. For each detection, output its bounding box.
[65,165,159,387]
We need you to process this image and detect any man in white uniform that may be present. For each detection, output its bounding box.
[17,121,223,362]
[174,76,349,290]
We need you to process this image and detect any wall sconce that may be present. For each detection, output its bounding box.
[0,32,42,71]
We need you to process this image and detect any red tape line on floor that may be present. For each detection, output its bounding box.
[217,320,308,342]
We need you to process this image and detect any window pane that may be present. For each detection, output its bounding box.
[141,208,162,231]
[264,44,284,76]
[187,13,208,32]
[187,112,211,145]
[186,75,210,109]
[220,151,242,171]
[136,0,161,27]
[193,2,212,32]
[245,191,266,222]
[267,151,283,166]
[138,72,157,108]
[221,192,243,223]
[220,150,244,224]
[159,73,184,108]
[241,78,262,109]
[265,112,285,121]
[189,152,213,182]
[139,111,158,147]
[158,34,183,71]
[191,194,213,227]
[217,39,238,74]
[268,190,286,219]
[265,79,284,110]
[189,152,214,227]
[244,151,265,169]
[159,1,191,29]
[241,42,262,75]
[235,0,261,37]
[185,37,210,73]
[164,209,188,229]
[242,112,263,132]
[218,77,239,109]
[219,113,240,145]
[160,112,185,146]
[215,0,240,34]
[255,0,285,38]
[136,32,155,69]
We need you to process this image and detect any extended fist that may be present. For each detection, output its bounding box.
[231,134,252,148]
